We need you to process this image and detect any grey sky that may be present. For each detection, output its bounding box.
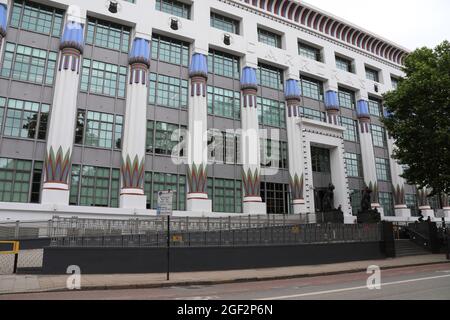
[305,0,450,51]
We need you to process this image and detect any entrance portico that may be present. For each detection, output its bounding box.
[297,118,355,224]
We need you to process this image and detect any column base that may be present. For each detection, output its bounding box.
[395,205,411,218]
[41,183,69,205]
[419,206,435,219]
[443,207,450,218]
[292,199,308,214]
[120,189,146,209]
[371,203,385,217]
[344,215,357,224]
[187,193,212,212]
[243,197,266,215]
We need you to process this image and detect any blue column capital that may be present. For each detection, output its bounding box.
[324,90,339,110]
[357,99,370,119]
[0,3,7,37]
[189,53,208,78]
[285,79,301,100]
[128,37,151,67]
[60,21,84,53]
[240,66,258,90]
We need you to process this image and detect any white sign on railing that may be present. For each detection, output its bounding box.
[156,191,174,216]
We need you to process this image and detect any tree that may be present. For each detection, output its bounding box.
[382,40,450,202]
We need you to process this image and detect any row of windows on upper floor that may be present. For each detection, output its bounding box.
[0,40,387,120]
[7,0,401,90]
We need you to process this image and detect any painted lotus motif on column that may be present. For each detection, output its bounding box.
[44,146,71,184]
[121,155,145,189]
[393,184,405,205]
[289,173,304,201]
[242,168,261,198]
[187,163,208,194]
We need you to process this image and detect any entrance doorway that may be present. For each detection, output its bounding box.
[314,188,328,213]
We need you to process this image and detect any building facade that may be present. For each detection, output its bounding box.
[0,0,426,222]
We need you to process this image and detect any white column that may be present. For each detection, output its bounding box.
[356,96,384,215]
[386,134,411,218]
[284,79,306,214]
[41,6,85,205]
[186,53,212,212]
[119,36,151,209]
[240,66,266,215]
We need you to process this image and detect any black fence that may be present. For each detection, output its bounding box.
[50,223,382,248]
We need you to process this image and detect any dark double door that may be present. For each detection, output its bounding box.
[311,146,332,213]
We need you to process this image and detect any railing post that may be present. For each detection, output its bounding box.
[14,221,20,239]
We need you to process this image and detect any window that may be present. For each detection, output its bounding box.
[155,0,191,19]
[311,147,331,173]
[375,158,391,181]
[2,98,49,140]
[80,59,127,98]
[152,121,185,156]
[145,172,186,210]
[258,64,283,90]
[260,182,289,214]
[340,116,358,142]
[350,189,362,216]
[260,139,288,169]
[208,178,242,213]
[208,50,240,79]
[338,88,355,109]
[258,28,282,48]
[335,56,353,73]
[1,43,57,85]
[74,110,123,149]
[86,18,130,52]
[207,86,240,119]
[300,75,323,101]
[344,153,362,177]
[10,0,64,37]
[69,165,119,207]
[366,67,379,82]
[151,34,190,66]
[210,12,239,34]
[207,131,239,164]
[391,77,399,90]
[300,107,325,122]
[371,124,386,148]
[30,161,43,203]
[0,158,32,203]
[149,73,189,109]
[368,97,382,117]
[298,42,321,61]
[379,192,394,216]
[257,97,285,128]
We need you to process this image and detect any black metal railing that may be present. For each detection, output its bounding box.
[50,223,382,248]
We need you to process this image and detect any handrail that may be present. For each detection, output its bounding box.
[404,225,430,250]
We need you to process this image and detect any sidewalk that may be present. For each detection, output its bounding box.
[0,254,449,295]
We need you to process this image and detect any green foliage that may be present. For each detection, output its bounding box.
[382,41,450,195]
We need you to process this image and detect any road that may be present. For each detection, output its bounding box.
[0,263,449,300]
